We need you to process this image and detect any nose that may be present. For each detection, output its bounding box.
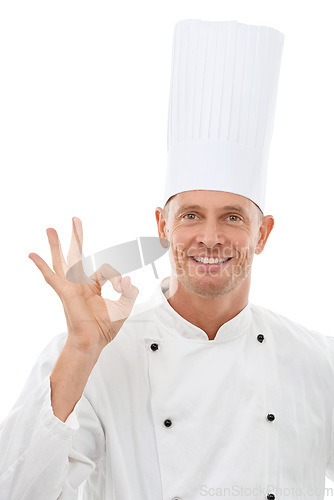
[196,220,226,248]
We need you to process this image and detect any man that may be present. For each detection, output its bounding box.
[1,19,334,500]
[155,190,271,341]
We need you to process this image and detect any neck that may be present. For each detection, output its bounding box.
[166,275,250,340]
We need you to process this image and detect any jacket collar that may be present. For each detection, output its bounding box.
[150,276,252,343]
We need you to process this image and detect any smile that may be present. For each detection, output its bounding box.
[190,256,232,265]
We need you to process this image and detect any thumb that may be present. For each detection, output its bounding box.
[112,275,139,301]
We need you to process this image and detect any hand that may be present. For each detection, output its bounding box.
[28,217,139,353]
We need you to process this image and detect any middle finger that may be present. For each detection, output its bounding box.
[46,228,67,278]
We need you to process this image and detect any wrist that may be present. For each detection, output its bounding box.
[64,336,104,360]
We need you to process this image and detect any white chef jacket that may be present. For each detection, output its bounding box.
[1,276,334,500]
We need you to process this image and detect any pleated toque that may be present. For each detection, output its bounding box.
[163,19,284,212]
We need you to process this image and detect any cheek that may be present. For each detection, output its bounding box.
[167,226,188,260]
[168,224,194,248]
[232,233,256,259]
[168,224,183,239]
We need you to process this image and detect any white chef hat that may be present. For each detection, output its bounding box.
[163,19,284,212]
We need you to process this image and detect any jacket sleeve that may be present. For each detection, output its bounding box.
[326,405,334,481]
[325,335,334,482]
[0,333,106,500]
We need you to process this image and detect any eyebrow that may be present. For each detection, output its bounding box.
[175,204,249,216]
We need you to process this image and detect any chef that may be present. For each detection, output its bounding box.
[1,19,334,500]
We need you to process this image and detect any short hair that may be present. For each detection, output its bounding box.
[163,198,172,220]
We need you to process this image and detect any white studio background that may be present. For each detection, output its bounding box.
[0,0,333,489]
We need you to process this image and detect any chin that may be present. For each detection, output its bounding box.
[182,275,236,298]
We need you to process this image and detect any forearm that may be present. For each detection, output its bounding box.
[50,339,102,422]
[0,333,106,499]
[0,375,79,500]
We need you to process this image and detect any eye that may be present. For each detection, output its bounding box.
[227,215,241,222]
[183,213,198,220]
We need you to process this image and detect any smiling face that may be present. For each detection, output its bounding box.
[155,190,274,299]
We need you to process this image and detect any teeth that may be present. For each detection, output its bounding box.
[192,256,230,264]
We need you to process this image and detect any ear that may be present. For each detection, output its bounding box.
[255,215,275,254]
[155,207,169,248]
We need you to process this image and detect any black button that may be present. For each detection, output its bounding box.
[150,343,159,351]
[257,334,264,343]
[164,419,172,427]
[267,494,275,500]
[267,413,275,421]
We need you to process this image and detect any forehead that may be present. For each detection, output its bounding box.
[170,190,255,213]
